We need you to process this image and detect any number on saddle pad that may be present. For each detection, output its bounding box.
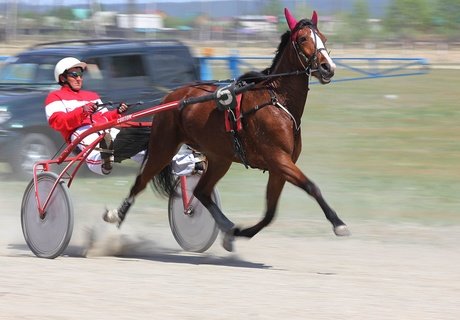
[215,82,237,111]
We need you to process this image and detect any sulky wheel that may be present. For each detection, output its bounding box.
[168,174,220,253]
[21,172,74,259]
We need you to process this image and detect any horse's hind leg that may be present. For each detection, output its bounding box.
[103,157,172,226]
[103,154,177,225]
[103,124,181,226]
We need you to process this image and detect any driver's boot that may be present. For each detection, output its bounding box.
[100,133,114,175]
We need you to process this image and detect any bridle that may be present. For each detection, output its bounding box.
[251,25,331,83]
[291,24,330,78]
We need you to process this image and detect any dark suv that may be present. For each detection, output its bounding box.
[0,39,199,178]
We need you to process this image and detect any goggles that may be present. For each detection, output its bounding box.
[66,71,84,78]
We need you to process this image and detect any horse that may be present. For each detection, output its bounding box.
[103,8,350,251]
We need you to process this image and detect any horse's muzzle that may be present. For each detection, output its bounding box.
[318,62,335,84]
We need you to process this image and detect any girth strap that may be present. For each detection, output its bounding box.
[230,129,249,169]
[223,94,249,168]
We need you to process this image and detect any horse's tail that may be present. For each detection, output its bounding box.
[151,164,177,198]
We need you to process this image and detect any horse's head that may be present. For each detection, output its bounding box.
[285,8,336,84]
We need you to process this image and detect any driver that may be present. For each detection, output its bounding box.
[44,57,131,175]
[45,57,205,179]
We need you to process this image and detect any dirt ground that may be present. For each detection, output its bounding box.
[1,191,459,320]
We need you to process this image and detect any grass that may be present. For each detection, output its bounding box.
[210,68,460,228]
[280,69,460,225]
[1,69,458,232]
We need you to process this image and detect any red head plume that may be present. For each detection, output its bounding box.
[284,8,298,31]
[311,10,318,27]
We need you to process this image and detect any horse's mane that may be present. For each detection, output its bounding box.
[236,31,290,83]
[237,70,268,83]
[265,30,291,75]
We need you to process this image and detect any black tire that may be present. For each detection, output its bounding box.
[21,172,73,259]
[10,133,58,180]
[168,174,220,253]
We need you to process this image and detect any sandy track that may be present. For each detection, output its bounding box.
[1,205,459,320]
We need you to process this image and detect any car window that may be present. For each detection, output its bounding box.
[107,54,149,89]
[82,57,105,91]
[36,64,55,82]
[0,63,36,83]
[0,56,56,84]
[111,55,146,78]
[149,50,196,85]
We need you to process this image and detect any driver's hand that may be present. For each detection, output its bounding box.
[82,102,97,115]
[117,102,129,114]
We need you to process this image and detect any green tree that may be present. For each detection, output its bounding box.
[163,15,195,29]
[349,0,371,41]
[433,0,460,39]
[383,0,433,38]
[262,0,283,16]
[49,7,75,21]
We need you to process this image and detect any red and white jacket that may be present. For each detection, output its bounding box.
[45,86,120,142]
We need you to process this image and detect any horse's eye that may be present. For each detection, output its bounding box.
[298,36,308,44]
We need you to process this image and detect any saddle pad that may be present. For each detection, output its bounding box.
[225,94,243,132]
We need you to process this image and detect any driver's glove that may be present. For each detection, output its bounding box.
[118,102,129,114]
[82,102,97,115]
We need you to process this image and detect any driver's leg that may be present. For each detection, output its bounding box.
[70,126,113,175]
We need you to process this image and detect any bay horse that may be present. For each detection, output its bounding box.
[104,8,350,251]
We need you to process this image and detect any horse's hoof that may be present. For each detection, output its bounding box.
[334,225,351,237]
[222,229,235,252]
[102,209,121,224]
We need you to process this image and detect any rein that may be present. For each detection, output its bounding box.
[234,27,324,84]
[235,68,311,85]
[236,27,326,133]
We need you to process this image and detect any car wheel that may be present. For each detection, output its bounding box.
[10,133,58,180]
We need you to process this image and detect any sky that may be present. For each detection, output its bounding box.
[16,0,227,3]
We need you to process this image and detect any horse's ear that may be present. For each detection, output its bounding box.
[311,10,318,27]
[284,7,298,31]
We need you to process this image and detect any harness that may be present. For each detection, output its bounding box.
[237,89,300,132]
[223,26,326,168]
[181,25,328,169]
[221,86,301,169]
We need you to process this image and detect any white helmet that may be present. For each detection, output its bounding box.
[54,57,87,83]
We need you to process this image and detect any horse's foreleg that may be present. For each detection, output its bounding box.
[200,199,235,232]
[193,158,237,250]
[301,176,350,236]
[235,173,285,238]
[194,159,234,232]
[195,190,235,252]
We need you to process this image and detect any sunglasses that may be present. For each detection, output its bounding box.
[66,71,84,78]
